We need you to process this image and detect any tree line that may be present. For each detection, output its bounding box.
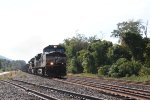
[63,20,150,77]
[0,59,26,72]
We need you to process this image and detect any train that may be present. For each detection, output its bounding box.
[28,45,67,77]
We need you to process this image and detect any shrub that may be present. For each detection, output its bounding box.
[98,65,110,76]
[139,67,150,76]
[108,58,142,77]
[118,61,141,77]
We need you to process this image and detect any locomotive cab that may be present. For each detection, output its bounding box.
[41,45,67,76]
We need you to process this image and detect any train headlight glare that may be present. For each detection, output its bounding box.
[50,62,54,65]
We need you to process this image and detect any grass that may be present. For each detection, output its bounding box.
[0,70,26,80]
[122,75,150,84]
[68,73,150,84]
[0,69,4,73]
[68,73,98,78]
[0,71,15,80]
[1,71,149,84]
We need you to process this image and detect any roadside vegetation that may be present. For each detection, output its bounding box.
[0,59,26,72]
[0,71,27,80]
[63,19,150,83]
[0,71,17,80]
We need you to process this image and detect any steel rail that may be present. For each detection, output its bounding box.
[2,80,58,100]
[12,79,103,100]
[70,79,150,96]
[54,78,150,100]
[66,77,150,96]
[69,76,150,88]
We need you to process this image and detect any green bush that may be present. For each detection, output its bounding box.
[108,58,127,77]
[67,58,78,74]
[139,67,150,76]
[118,61,141,77]
[98,65,110,76]
[108,58,142,77]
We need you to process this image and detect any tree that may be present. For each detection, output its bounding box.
[111,20,145,61]
[0,60,2,69]
[64,34,89,73]
[88,35,98,43]
[69,57,78,74]
[82,52,96,73]
[123,32,144,61]
[107,44,132,63]
[143,39,150,67]
[88,40,112,67]
[111,20,145,45]
[0,59,26,71]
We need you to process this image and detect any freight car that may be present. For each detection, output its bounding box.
[28,45,67,77]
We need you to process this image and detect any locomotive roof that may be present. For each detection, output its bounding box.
[43,45,64,52]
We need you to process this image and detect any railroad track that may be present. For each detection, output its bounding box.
[82,76,150,89]
[3,79,103,100]
[54,77,150,100]
[2,80,57,100]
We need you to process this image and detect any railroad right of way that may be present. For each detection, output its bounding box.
[8,71,123,100]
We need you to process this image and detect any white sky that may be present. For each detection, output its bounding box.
[0,0,150,62]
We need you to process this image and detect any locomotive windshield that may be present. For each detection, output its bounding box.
[45,48,65,53]
[43,45,65,53]
[56,48,65,52]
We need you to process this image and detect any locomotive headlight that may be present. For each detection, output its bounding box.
[50,62,54,65]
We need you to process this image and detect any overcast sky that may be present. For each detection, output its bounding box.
[0,0,150,62]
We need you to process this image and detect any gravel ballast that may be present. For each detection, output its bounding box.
[12,72,122,100]
[0,81,39,100]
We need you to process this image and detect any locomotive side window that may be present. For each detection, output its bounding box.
[45,48,55,52]
[44,48,65,53]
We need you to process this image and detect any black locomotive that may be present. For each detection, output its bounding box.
[28,45,67,77]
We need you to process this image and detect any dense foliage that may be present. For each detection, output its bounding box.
[0,59,26,71]
[64,20,150,77]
